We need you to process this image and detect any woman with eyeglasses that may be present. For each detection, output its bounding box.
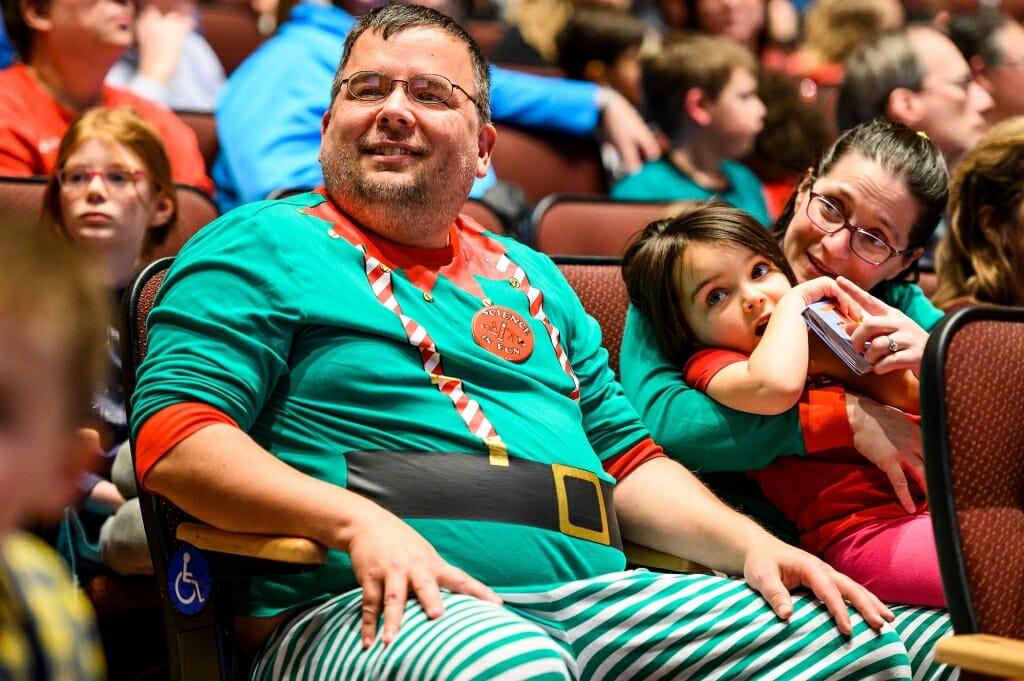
[40,105,179,579]
[622,200,944,607]
[620,118,948,577]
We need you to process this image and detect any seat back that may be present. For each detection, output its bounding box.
[121,258,241,681]
[0,177,216,260]
[460,198,506,235]
[528,194,670,257]
[491,125,607,205]
[199,2,265,75]
[0,175,47,232]
[175,110,219,174]
[922,305,1024,674]
[554,256,627,377]
[121,257,326,681]
[149,184,219,259]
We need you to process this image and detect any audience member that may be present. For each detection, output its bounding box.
[0,0,213,194]
[0,18,12,66]
[105,0,226,112]
[621,119,947,564]
[41,106,178,576]
[611,32,769,225]
[493,0,638,66]
[679,0,799,66]
[212,0,660,212]
[836,22,992,270]
[946,9,1024,127]
[836,24,992,172]
[490,0,572,65]
[742,67,831,218]
[132,5,938,678]
[0,222,108,681]
[623,202,943,608]
[554,6,646,108]
[933,115,1024,311]
[780,0,904,136]
[796,0,904,73]
[941,0,1024,21]
[555,5,650,181]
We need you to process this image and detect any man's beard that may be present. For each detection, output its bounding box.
[322,140,479,236]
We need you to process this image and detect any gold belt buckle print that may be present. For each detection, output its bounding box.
[551,463,611,546]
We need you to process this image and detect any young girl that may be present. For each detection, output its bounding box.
[41,106,179,577]
[622,201,943,608]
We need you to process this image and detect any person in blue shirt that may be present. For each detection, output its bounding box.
[0,21,12,68]
[212,0,661,212]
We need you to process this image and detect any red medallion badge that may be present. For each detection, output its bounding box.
[471,305,535,362]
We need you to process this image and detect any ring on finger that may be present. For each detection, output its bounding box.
[887,336,898,354]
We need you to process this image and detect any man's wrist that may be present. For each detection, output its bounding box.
[596,85,619,122]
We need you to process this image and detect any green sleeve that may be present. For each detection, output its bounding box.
[619,305,808,472]
[870,279,944,331]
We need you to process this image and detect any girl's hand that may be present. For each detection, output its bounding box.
[836,277,929,377]
[790,276,863,320]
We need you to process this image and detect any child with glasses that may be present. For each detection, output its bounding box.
[622,200,944,608]
[40,106,180,578]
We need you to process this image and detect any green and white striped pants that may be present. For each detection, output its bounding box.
[251,571,956,680]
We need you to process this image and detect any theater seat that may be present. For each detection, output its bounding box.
[121,258,327,681]
[922,305,1024,680]
[0,175,47,232]
[491,125,608,205]
[528,194,671,257]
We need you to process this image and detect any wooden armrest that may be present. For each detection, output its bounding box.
[935,633,1024,678]
[622,541,711,574]
[176,522,327,565]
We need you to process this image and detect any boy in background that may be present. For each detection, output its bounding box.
[0,223,107,680]
[555,7,648,110]
[556,6,652,181]
[612,32,770,225]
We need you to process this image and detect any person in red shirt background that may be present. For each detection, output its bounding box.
[0,0,213,196]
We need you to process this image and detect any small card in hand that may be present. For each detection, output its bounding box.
[802,300,871,375]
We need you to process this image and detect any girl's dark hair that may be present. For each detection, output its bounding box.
[770,117,948,281]
[622,201,796,367]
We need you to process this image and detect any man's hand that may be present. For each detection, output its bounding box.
[743,537,894,634]
[845,392,925,512]
[345,502,502,648]
[135,1,195,85]
[598,89,662,174]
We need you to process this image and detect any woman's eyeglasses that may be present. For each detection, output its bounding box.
[57,167,147,195]
[806,191,911,265]
[340,70,478,108]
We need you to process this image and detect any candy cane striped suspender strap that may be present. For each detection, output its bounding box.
[309,194,581,464]
[361,247,510,466]
[492,254,580,401]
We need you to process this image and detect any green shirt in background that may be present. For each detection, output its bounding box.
[611,158,771,226]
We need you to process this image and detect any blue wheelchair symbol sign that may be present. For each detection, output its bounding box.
[168,545,212,615]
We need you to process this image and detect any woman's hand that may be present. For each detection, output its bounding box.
[837,277,929,377]
[845,392,925,512]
